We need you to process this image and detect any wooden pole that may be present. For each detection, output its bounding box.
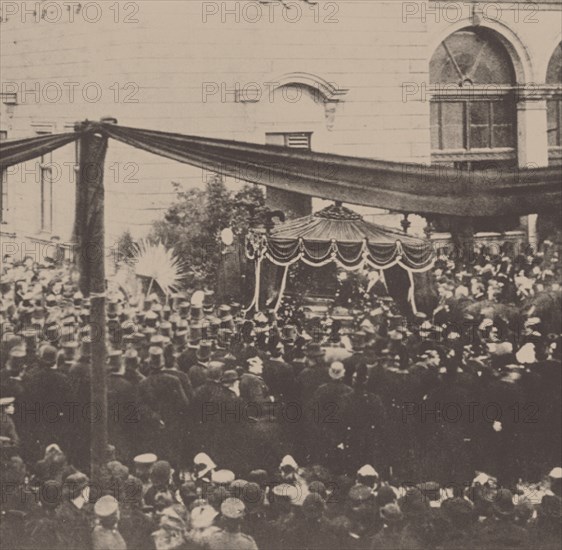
[75,120,109,483]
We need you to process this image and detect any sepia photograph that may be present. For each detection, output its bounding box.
[0,1,561,548]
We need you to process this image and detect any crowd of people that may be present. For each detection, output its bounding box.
[0,239,561,549]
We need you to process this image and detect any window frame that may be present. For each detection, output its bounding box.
[0,130,7,223]
[33,124,55,233]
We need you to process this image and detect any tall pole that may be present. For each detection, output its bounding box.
[75,120,109,483]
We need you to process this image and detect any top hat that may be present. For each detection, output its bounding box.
[197,340,212,362]
[190,305,203,321]
[218,305,232,319]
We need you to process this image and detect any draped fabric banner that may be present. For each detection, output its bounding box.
[0,132,79,168]
[100,123,561,217]
[1,122,561,217]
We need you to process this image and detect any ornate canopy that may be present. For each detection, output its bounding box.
[246,204,435,272]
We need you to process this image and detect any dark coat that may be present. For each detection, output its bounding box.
[138,370,190,427]
[240,372,270,407]
[188,362,210,389]
[297,365,330,403]
[263,357,297,403]
[54,501,92,550]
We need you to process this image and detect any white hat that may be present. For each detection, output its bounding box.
[191,505,218,529]
[516,343,536,364]
[280,455,298,471]
[194,452,216,470]
[328,361,345,380]
[357,464,378,478]
[548,467,562,479]
[524,317,541,327]
[134,453,157,465]
[211,469,235,485]
[473,472,496,485]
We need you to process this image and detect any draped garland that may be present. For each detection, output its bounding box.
[245,205,435,312]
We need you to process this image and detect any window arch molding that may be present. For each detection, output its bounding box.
[539,36,562,84]
[428,20,533,85]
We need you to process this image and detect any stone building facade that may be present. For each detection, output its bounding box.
[0,0,560,256]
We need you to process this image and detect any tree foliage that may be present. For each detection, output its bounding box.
[150,174,266,289]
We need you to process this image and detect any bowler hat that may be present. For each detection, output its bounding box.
[221,370,239,384]
[305,343,325,358]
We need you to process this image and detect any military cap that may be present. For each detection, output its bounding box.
[94,495,119,517]
[0,397,15,407]
[549,467,562,479]
[211,469,235,485]
[221,497,245,519]
[149,346,163,357]
[134,453,157,466]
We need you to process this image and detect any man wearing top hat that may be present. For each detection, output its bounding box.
[138,346,190,463]
[106,349,139,463]
[188,340,213,389]
[24,344,73,459]
[297,343,330,404]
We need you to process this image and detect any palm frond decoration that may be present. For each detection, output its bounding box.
[132,239,188,297]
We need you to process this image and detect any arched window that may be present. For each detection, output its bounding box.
[430,28,517,168]
[546,42,562,162]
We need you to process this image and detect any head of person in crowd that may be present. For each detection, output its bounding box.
[133,453,157,483]
[150,460,173,491]
[39,479,63,512]
[119,475,143,509]
[356,465,379,491]
[247,355,264,376]
[39,345,58,369]
[305,343,326,367]
[220,497,246,531]
[220,370,240,397]
[94,495,121,530]
[193,452,217,481]
[62,472,90,509]
[547,466,562,497]
[279,455,299,482]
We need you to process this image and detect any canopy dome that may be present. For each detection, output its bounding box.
[249,204,434,272]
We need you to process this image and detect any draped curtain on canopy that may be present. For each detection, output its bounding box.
[245,204,435,313]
